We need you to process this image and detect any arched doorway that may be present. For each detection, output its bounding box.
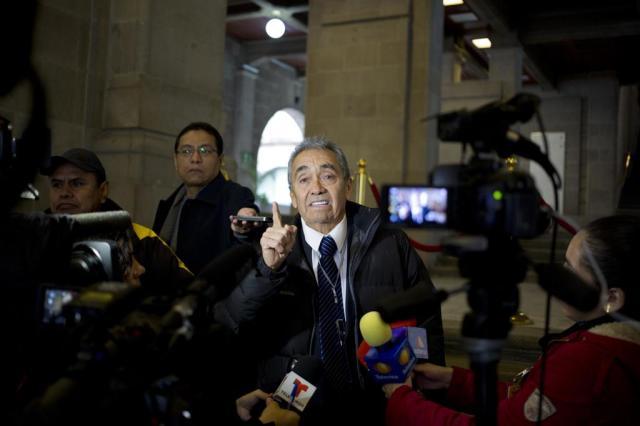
[256,108,304,213]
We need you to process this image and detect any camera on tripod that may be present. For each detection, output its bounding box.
[380,93,566,425]
[382,93,555,239]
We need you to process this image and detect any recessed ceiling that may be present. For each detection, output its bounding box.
[225,0,640,84]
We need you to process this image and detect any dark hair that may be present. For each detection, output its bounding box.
[86,226,136,282]
[287,136,351,188]
[580,215,640,320]
[174,122,223,155]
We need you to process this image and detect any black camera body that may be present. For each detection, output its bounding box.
[39,239,125,326]
[383,93,551,239]
[383,160,543,238]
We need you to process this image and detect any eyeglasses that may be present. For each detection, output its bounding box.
[176,145,218,157]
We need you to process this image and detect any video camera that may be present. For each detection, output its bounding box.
[380,93,577,425]
[26,217,258,425]
[40,240,124,325]
[382,93,558,238]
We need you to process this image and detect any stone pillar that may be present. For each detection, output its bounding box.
[442,52,459,85]
[488,47,523,100]
[96,0,227,225]
[305,0,442,200]
[232,64,259,191]
[488,47,524,176]
[0,0,112,213]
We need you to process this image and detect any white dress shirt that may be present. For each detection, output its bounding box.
[300,216,349,318]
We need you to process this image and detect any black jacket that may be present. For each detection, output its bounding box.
[152,174,257,274]
[215,201,445,424]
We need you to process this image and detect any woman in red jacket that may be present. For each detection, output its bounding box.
[384,215,640,425]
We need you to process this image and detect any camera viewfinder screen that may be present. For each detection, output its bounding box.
[387,187,448,227]
[42,288,77,325]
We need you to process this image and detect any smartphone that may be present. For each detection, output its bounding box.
[231,215,274,224]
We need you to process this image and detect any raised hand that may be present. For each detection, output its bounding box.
[260,202,297,270]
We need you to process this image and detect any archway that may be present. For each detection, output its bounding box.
[256,108,304,213]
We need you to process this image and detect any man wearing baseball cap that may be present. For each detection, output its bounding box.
[42,148,193,292]
[43,147,109,214]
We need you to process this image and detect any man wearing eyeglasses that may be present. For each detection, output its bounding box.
[153,122,259,274]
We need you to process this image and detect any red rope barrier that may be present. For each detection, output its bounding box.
[539,198,578,235]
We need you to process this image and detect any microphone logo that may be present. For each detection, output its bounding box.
[273,371,318,412]
[291,378,309,399]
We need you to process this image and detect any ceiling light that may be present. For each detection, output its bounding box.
[265,18,285,39]
[443,0,464,6]
[472,37,492,49]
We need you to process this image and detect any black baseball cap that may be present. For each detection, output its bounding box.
[41,148,107,183]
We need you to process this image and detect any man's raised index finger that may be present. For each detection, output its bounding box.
[272,201,283,228]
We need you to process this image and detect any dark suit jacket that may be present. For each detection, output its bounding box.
[152,174,257,274]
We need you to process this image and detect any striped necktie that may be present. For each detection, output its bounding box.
[317,235,350,389]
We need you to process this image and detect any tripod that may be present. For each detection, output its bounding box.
[456,235,528,426]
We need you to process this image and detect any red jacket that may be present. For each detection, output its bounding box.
[386,322,640,425]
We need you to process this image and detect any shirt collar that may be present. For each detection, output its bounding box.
[300,215,348,254]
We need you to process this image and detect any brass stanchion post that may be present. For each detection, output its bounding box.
[506,156,534,326]
[357,159,367,205]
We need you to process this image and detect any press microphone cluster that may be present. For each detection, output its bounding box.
[162,243,257,330]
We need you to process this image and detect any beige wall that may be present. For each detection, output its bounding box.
[5,0,228,227]
[98,0,227,226]
[2,0,111,213]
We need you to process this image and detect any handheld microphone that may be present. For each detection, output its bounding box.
[161,244,257,331]
[535,263,600,312]
[359,311,416,384]
[272,356,323,413]
[373,284,447,324]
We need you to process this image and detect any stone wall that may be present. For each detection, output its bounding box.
[305,0,443,207]
[2,0,111,213]
[223,36,304,191]
[4,0,229,226]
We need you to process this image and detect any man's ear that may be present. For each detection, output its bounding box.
[290,190,298,209]
[99,181,109,203]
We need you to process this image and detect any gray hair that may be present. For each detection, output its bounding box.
[287,136,351,187]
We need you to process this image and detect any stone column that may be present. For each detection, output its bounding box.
[305,0,442,199]
[96,0,227,225]
[488,47,523,100]
[232,64,259,191]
